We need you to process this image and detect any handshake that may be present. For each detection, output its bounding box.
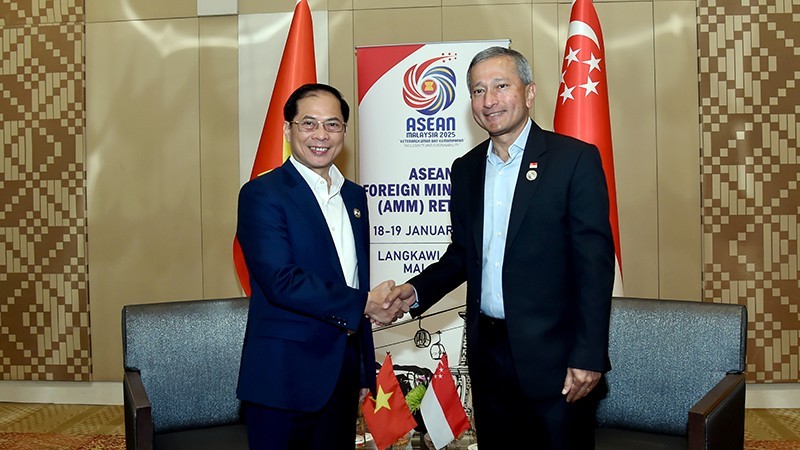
[364,280,416,326]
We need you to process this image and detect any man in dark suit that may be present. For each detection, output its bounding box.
[387,47,615,448]
[236,84,404,449]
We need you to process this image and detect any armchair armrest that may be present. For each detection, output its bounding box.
[687,373,745,450]
[124,370,154,450]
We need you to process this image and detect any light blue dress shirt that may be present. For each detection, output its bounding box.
[480,119,532,319]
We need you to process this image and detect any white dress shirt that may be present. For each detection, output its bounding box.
[289,157,359,289]
[480,119,532,319]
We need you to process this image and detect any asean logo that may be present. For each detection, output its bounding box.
[402,54,457,116]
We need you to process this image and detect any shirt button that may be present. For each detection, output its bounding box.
[494,262,500,268]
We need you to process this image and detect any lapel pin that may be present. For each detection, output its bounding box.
[526,162,538,181]
[353,208,361,219]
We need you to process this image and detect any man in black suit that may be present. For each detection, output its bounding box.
[387,47,615,448]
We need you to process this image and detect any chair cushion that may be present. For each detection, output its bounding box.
[154,423,248,450]
[596,297,746,435]
[123,297,249,433]
[595,427,687,450]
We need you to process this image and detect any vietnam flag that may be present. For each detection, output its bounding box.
[233,0,317,296]
[420,354,470,450]
[363,354,417,450]
[553,0,623,296]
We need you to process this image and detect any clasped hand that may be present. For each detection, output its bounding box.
[364,281,416,325]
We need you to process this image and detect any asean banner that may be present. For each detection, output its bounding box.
[357,41,507,358]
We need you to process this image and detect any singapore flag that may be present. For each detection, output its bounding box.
[554,0,624,296]
[420,354,470,449]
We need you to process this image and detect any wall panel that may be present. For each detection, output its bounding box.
[239,0,329,15]
[654,1,702,300]
[355,0,440,8]
[442,4,533,63]
[85,0,196,23]
[699,0,800,383]
[85,18,203,381]
[592,2,661,298]
[0,1,89,381]
[443,0,528,5]
[328,10,358,179]
[198,16,242,298]
[531,3,563,126]
[353,8,443,45]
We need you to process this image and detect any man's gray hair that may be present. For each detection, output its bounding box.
[466,46,534,88]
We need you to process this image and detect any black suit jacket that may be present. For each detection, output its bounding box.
[410,120,614,399]
[236,160,376,412]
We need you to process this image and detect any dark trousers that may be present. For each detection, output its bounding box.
[244,335,360,450]
[470,314,598,449]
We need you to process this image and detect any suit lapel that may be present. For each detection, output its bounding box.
[468,142,489,259]
[282,162,347,284]
[341,183,368,289]
[506,123,548,251]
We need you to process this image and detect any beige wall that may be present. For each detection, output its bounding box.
[85,11,241,380]
[81,0,702,381]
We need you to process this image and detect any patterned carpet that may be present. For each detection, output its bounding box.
[0,433,124,450]
[0,403,798,449]
[0,403,125,450]
[745,408,800,450]
[746,442,800,450]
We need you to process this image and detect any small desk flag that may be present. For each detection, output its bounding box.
[363,354,417,450]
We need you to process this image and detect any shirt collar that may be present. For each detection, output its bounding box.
[486,118,533,163]
[289,156,345,197]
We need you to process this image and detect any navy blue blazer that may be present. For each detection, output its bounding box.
[409,121,615,400]
[235,160,376,412]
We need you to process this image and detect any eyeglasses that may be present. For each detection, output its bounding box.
[290,119,347,133]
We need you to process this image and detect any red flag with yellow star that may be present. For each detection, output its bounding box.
[363,354,417,450]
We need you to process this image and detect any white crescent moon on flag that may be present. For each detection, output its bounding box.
[567,20,600,49]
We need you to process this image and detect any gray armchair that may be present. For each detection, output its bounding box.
[122,297,250,450]
[595,297,747,450]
